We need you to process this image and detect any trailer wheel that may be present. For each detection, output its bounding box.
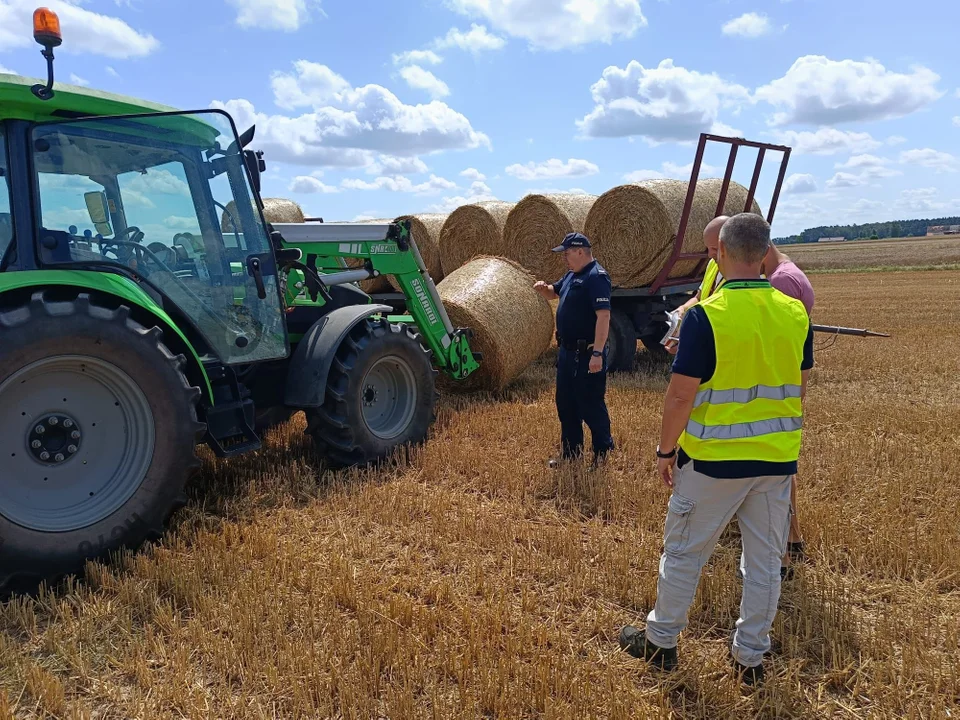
[606,309,637,372]
[305,318,437,468]
[0,291,204,597]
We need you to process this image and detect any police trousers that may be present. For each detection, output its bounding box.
[645,461,792,668]
[555,346,614,458]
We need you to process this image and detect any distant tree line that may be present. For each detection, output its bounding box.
[773,216,960,245]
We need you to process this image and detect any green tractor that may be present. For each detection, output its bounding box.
[0,9,480,596]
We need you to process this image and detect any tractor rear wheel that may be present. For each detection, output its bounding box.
[305,318,436,468]
[640,322,671,361]
[0,291,204,597]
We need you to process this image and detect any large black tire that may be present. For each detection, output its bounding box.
[606,308,638,373]
[305,318,437,468]
[0,291,204,597]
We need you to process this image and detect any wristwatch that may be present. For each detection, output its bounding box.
[656,445,677,459]
[591,350,602,357]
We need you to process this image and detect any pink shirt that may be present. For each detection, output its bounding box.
[768,260,814,315]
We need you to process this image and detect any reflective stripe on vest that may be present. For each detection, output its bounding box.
[685,415,803,441]
[694,383,803,408]
[678,281,809,464]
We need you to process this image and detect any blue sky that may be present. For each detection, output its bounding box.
[1,0,959,236]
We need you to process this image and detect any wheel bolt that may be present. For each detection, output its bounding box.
[63,419,74,428]
[67,445,78,454]
[31,440,42,449]
[40,451,50,461]
[71,431,81,440]
[35,425,45,434]
[54,453,64,462]
[48,417,58,426]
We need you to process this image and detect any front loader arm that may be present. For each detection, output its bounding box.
[272,220,481,380]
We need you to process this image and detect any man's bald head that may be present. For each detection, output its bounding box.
[703,215,729,259]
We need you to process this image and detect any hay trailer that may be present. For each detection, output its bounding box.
[601,133,792,371]
[0,9,482,596]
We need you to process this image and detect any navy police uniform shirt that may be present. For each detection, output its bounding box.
[553,260,612,343]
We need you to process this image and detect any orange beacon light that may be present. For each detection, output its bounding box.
[33,7,62,48]
[30,7,62,100]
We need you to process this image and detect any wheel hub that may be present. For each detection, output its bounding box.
[27,413,82,465]
[362,385,379,407]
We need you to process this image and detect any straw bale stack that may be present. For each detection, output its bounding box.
[392,213,447,290]
[502,193,598,281]
[438,201,514,276]
[221,197,304,232]
[437,256,554,392]
[583,178,763,288]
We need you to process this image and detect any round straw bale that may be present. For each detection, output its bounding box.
[502,193,599,281]
[221,197,305,232]
[583,179,763,288]
[437,256,554,393]
[391,213,447,291]
[438,201,515,276]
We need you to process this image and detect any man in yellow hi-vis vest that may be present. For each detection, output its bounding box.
[618,213,813,686]
[665,215,728,355]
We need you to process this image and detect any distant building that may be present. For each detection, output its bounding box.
[818,236,845,243]
[927,225,960,236]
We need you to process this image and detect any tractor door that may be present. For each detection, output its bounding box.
[28,109,289,365]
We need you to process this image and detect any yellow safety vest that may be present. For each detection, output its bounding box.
[679,280,810,464]
[701,258,722,299]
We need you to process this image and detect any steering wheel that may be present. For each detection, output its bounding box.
[116,225,145,243]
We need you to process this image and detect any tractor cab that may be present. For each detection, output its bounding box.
[0,14,288,367]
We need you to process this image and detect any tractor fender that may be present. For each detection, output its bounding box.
[284,303,393,408]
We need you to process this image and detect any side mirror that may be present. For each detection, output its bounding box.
[243,149,264,193]
[83,190,112,236]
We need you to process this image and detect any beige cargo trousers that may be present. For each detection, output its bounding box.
[645,460,792,668]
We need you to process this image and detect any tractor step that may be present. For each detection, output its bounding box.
[202,362,263,457]
[203,398,262,457]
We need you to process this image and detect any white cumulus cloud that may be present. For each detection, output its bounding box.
[953,116,960,128]
[341,174,458,195]
[0,0,158,58]
[212,62,489,169]
[226,0,322,31]
[899,148,959,173]
[289,176,339,193]
[783,173,818,193]
[897,187,948,213]
[69,73,89,86]
[392,49,443,66]
[722,12,772,38]
[505,158,599,180]
[445,0,647,50]
[772,128,881,156]
[367,156,429,175]
[460,168,486,181]
[577,59,750,142]
[435,24,506,53]
[398,65,450,99]
[755,55,944,126]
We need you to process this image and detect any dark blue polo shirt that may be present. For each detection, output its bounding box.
[672,279,814,479]
[553,260,612,343]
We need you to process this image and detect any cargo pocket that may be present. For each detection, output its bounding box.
[664,493,696,555]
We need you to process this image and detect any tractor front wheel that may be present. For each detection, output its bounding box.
[305,318,437,468]
[0,291,204,597]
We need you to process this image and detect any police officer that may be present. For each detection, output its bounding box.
[534,232,614,467]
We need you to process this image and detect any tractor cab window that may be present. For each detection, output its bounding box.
[31,110,288,365]
[0,128,11,265]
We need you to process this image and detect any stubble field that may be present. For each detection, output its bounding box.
[1,268,959,719]
[784,234,960,273]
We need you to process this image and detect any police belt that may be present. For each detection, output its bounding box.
[557,337,594,352]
